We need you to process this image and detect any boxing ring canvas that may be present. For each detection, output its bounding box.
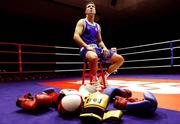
[0,74,180,124]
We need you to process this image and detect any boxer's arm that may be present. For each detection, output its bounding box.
[73,19,94,51]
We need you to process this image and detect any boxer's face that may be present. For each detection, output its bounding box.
[85,3,96,15]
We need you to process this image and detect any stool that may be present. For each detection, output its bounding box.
[82,60,106,88]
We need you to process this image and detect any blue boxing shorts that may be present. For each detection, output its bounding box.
[80,47,114,63]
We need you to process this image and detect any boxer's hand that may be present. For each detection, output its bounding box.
[86,45,95,52]
[103,48,109,57]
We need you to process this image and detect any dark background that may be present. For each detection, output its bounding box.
[0,0,180,47]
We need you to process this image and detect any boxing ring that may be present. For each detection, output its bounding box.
[0,39,180,124]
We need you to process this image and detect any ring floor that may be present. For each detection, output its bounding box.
[0,74,180,124]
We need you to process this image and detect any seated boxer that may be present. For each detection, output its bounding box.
[73,1,124,88]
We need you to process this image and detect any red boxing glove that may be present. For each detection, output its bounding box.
[35,94,52,108]
[126,97,143,102]
[114,96,128,110]
[120,89,132,98]
[16,93,52,111]
[42,88,59,107]
[16,93,37,110]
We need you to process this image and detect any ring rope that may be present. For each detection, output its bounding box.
[0,62,84,65]
[120,65,172,70]
[121,47,171,56]
[117,39,180,50]
[21,69,88,73]
[0,72,20,74]
[0,51,18,54]
[22,43,78,50]
[1,56,179,65]
[54,69,84,72]
[125,56,180,63]
[174,65,180,67]
[21,52,80,56]
[125,57,172,63]
[22,70,54,73]
[120,46,180,56]
[0,51,80,56]
[0,62,18,64]
[25,62,83,64]
[0,42,79,50]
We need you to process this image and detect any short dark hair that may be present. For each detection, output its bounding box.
[85,0,96,9]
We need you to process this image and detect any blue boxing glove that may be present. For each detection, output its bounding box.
[114,91,158,115]
[143,91,158,114]
[103,86,132,102]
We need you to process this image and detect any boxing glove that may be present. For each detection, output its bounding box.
[79,84,97,101]
[114,91,158,115]
[103,110,123,123]
[80,92,109,122]
[16,93,52,111]
[57,94,83,116]
[42,88,59,107]
[103,86,132,102]
[35,93,52,108]
[16,93,37,110]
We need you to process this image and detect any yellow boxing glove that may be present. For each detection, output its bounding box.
[80,92,109,122]
[103,110,123,122]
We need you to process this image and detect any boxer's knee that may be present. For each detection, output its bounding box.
[118,55,124,65]
[113,54,124,65]
[86,51,98,62]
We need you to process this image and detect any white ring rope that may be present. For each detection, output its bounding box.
[50,56,180,65]
[173,65,180,67]
[120,65,172,70]
[120,46,180,56]
[117,39,180,50]
[125,57,172,63]
[173,46,180,49]
[23,56,179,65]
[37,56,179,64]
[120,47,171,56]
